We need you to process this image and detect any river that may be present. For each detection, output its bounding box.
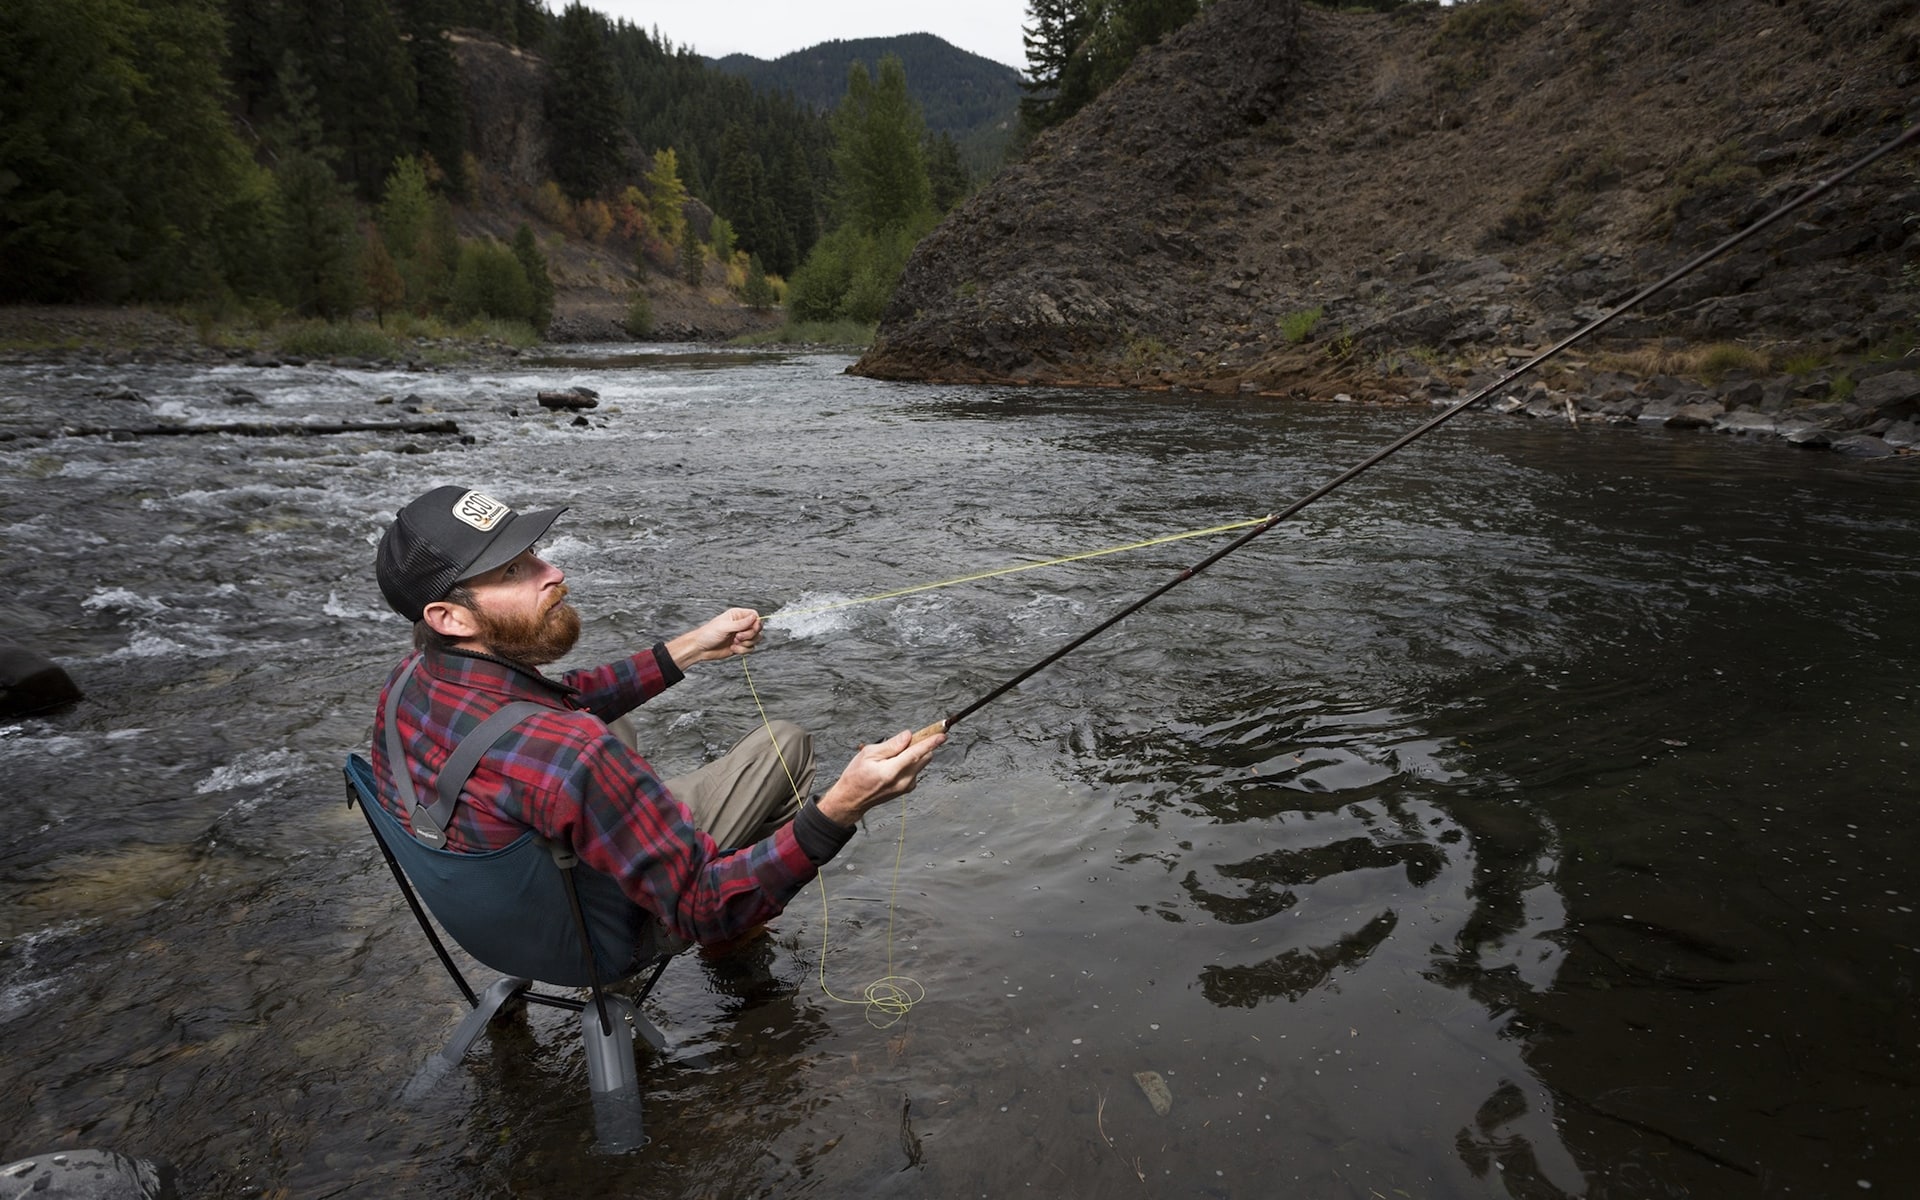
[1,347,1915,1198]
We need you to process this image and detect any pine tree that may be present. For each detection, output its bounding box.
[678,220,704,287]
[830,56,931,235]
[546,2,625,199]
[926,130,969,212]
[1020,0,1088,134]
[394,0,468,194]
[2,0,267,302]
[511,223,555,332]
[275,150,363,319]
[742,253,776,310]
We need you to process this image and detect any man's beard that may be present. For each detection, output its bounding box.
[471,585,581,666]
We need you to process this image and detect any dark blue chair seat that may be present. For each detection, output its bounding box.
[344,751,677,1152]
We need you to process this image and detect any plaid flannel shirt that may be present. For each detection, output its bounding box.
[369,646,817,946]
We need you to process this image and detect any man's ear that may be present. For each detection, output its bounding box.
[422,598,479,640]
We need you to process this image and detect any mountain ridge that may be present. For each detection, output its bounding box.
[708,33,1023,174]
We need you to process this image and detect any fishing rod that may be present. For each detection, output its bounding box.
[912,120,1920,743]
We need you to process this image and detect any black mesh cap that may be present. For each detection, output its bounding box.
[375,486,567,622]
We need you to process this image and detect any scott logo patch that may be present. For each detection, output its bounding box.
[451,490,511,531]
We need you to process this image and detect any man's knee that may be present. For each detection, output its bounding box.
[762,720,813,770]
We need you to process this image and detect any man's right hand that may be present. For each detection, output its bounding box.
[814,727,946,828]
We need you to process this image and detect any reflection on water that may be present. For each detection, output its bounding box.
[1,350,1916,1196]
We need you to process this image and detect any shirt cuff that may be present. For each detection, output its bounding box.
[792,799,857,866]
[651,642,684,687]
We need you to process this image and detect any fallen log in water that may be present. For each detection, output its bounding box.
[0,418,462,442]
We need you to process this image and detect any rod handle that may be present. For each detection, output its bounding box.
[910,718,948,745]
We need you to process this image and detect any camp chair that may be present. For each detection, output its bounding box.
[344,666,682,1152]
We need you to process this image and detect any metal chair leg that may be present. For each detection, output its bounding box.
[582,995,646,1153]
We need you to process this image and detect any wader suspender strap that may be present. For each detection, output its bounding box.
[378,656,622,1026]
[382,656,543,849]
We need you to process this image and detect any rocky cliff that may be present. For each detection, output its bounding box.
[855,0,1920,418]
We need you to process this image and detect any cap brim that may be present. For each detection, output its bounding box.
[456,504,567,583]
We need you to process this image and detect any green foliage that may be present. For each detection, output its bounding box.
[1021,0,1200,135]
[546,3,626,199]
[624,288,654,337]
[742,253,778,309]
[275,151,363,320]
[603,21,830,271]
[449,238,534,324]
[378,157,435,257]
[832,57,932,234]
[1697,342,1768,383]
[712,33,1020,147]
[1,0,267,302]
[398,3,468,195]
[1278,306,1326,344]
[645,148,689,244]
[510,224,555,332]
[709,216,736,266]
[926,130,970,211]
[361,227,406,325]
[786,217,934,324]
[678,220,706,286]
[1325,328,1358,363]
[730,317,874,347]
[272,319,403,360]
[1120,333,1173,379]
[787,55,943,324]
[1829,371,1857,401]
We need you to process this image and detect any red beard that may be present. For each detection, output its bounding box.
[471,584,581,666]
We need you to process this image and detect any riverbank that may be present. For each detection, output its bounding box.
[5,303,1914,461]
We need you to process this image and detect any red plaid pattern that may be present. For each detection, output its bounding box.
[370,647,816,946]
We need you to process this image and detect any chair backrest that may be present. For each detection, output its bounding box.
[346,753,663,988]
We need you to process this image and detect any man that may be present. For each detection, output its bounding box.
[370,484,943,963]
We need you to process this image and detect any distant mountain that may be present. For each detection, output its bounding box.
[710,33,1022,175]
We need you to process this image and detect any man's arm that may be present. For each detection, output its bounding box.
[663,607,762,671]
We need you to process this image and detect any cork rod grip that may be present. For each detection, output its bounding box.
[909,718,948,745]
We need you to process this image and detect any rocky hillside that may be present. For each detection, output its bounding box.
[449,32,777,343]
[855,0,1920,415]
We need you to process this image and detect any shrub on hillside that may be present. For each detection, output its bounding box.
[449,239,534,324]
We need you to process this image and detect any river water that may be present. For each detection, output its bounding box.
[1,347,1915,1198]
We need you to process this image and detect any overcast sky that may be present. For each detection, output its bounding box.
[588,1,1034,70]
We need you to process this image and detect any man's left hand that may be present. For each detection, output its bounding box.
[667,607,763,669]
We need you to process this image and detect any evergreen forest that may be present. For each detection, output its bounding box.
[1,0,1209,338]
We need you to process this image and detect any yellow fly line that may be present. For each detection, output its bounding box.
[743,513,1270,1024]
[778,514,1274,619]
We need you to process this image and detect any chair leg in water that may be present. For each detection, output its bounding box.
[444,978,531,1062]
[582,996,646,1153]
[399,977,532,1104]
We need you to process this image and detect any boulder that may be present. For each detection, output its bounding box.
[1881,418,1920,448]
[1714,410,1778,436]
[1666,401,1724,429]
[536,388,599,411]
[0,1149,176,1199]
[1830,434,1895,458]
[1853,370,1920,420]
[0,641,82,718]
